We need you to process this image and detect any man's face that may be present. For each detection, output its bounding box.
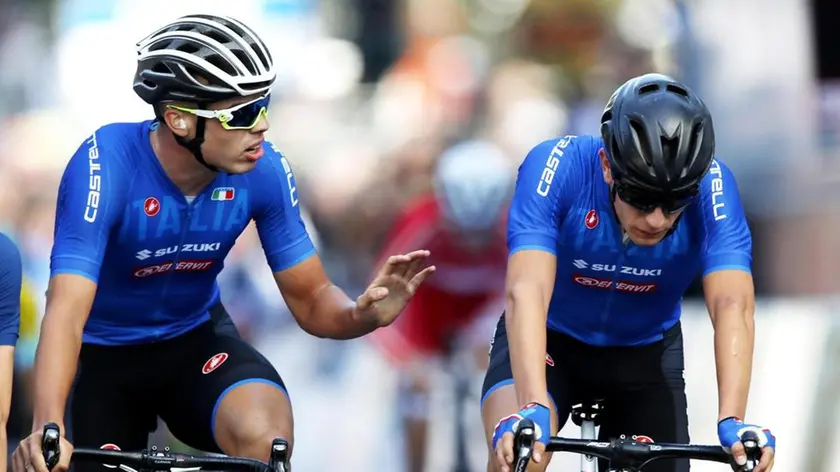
[599,149,684,246]
[168,93,270,174]
[612,195,682,246]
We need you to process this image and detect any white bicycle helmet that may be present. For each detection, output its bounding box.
[433,140,514,231]
[134,14,276,104]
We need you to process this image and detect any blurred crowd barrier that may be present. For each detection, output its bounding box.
[0,0,838,470]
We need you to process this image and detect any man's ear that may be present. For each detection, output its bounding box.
[161,106,193,138]
[599,148,614,185]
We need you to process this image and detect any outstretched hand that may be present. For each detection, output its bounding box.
[355,250,435,327]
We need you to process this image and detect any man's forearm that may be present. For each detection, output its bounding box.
[31,316,84,432]
[0,425,7,472]
[713,304,755,421]
[507,284,550,407]
[298,284,378,340]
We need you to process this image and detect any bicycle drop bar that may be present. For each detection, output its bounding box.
[511,419,763,472]
[42,423,289,472]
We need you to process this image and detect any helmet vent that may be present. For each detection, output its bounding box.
[666,84,689,97]
[205,54,237,76]
[232,50,257,75]
[152,63,171,74]
[628,118,652,167]
[177,43,200,55]
[240,80,274,92]
[203,30,231,45]
[685,122,704,172]
[638,83,660,95]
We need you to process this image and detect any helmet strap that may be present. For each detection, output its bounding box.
[609,184,631,245]
[172,104,219,172]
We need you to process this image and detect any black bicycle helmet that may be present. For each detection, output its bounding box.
[133,14,276,172]
[600,73,715,195]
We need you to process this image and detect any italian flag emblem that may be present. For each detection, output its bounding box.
[211,187,235,201]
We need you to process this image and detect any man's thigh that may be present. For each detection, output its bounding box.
[159,319,287,454]
[481,314,578,430]
[69,344,160,472]
[597,324,689,472]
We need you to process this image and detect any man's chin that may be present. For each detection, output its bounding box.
[219,160,258,175]
[626,229,668,246]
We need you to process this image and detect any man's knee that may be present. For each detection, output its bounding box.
[213,380,293,460]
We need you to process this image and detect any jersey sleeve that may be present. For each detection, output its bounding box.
[507,135,586,256]
[253,143,317,272]
[698,159,752,276]
[0,233,21,346]
[50,130,127,283]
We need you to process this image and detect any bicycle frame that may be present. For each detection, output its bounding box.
[41,423,289,472]
[511,418,762,472]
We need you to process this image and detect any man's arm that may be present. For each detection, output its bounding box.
[272,256,378,340]
[257,146,433,339]
[253,148,375,339]
[696,158,755,422]
[0,346,13,472]
[503,136,586,406]
[703,269,755,421]
[32,129,121,433]
[506,249,556,407]
[0,233,22,472]
[31,274,96,431]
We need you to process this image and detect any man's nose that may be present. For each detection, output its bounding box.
[251,110,269,133]
[644,208,669,229]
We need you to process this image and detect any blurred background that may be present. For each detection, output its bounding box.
[2,0,840,470]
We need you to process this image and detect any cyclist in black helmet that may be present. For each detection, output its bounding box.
[480,73,775,472]
[11,14,434,472]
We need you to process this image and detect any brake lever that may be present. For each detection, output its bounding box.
[738,431,762,472]
[512,418,536,472]
[42,423,62,471]
[269,438,290,472]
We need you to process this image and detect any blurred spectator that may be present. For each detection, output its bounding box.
[367,140,513,472]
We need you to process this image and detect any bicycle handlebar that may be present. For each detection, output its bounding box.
[42,423,289,472]
[512,419,763,472]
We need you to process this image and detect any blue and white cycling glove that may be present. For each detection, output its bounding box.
[717,417,776,464]
[492,402,551,450]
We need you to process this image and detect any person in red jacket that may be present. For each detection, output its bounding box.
[369,140,514,472]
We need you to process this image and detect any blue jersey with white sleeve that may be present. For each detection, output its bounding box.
[51,120,316,345]
[0,232,21,346]
[507,135,751,346]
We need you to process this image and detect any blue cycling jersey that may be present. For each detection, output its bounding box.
[0,232,21,346]
[51,120,316,345]
[507,135,751,346]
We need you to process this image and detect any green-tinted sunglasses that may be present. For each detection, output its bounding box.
[167,94,271,130]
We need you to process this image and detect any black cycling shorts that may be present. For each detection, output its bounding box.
[481,314,689,472]
[67,304,286,470]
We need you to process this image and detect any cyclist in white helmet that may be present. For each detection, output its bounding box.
[369,140,514,472]
[12,15,434,472]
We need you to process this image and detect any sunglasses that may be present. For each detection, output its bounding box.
[614,180,697,214]
[167,94,271,130]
